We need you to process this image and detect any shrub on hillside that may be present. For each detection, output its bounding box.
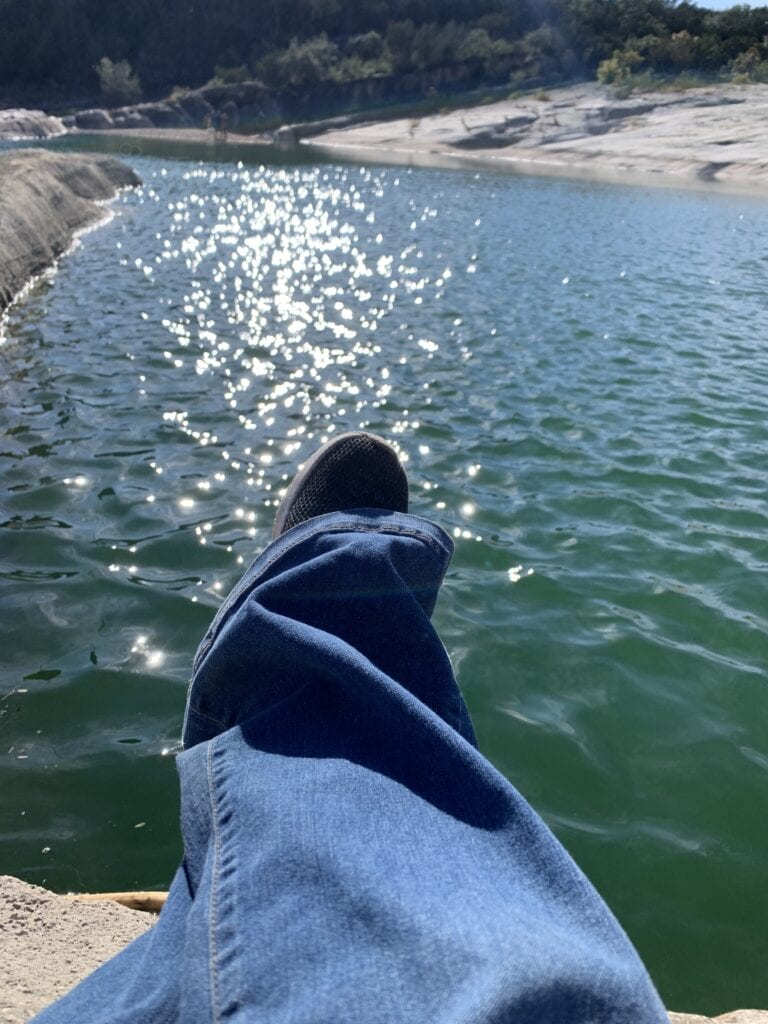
[212,64,251,85]
[597,47,643,84]
[95,57,142,106]
[254,34,340,88]
[729,45,768,82]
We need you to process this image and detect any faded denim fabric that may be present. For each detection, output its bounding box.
[33,511,668,1024]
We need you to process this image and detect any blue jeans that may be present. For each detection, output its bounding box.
[34,511,667,1024]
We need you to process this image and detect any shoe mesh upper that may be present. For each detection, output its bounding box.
[280,434,408,534]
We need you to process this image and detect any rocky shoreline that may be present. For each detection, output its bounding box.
[0,875,765,1023]
[0,108,66,140]
[4,81,768,195]
[305,81,768,192]
[0,149,139,314]
[1,875,152,1022]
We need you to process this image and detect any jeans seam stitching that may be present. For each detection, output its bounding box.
[208,739,222,1024]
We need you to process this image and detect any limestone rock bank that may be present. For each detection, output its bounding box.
[308,82,768,191]
[1,874,153,1022]
[0,149,140,313]
[0,108,66,139]
[670,1013,768,1023]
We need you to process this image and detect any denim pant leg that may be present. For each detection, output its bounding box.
[32,511,667,1024]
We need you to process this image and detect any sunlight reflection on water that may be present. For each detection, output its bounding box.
[117,162,453,576]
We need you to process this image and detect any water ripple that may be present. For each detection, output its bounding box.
[1,152,768,1009]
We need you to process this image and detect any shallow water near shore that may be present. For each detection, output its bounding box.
[1,139,767,1014]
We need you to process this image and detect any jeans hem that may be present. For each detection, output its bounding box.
[191,510,453,677]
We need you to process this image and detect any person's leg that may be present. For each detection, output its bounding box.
[178,504,667,1024]
[33,436,667,1024]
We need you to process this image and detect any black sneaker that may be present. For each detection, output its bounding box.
[272,432,409,538]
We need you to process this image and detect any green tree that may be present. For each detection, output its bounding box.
[457,27,495,61]
[385,20,416,73]
[347,31,385,61]
[95,56,143,106]
[267,34,340,87]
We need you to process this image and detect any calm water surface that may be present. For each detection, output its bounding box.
[1,139,767,1013]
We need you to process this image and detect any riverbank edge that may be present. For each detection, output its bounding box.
[39,79,768,199]
[70,122,767,199]
[300,81,768,197]
[0,149,140,316]
[6,80,768,197]
[1,875,765,1023]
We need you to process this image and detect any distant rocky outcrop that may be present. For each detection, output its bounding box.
[59,65,546,136]
[0,149,140,312]
[274,112,373,146]
[0,108,66,139]
[309,81,768,190]
[450,112,539,149]
[437,86,762,152]
[63,81,281,133]
[449,93,665,149]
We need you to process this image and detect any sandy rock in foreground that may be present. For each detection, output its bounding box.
[0,875,153,1023]
[0,109,65,139]
[671,1013,768,1023]
[0,148,140,313]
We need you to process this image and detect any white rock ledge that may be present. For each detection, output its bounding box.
[306,82,768,194]
[0,109,66,140]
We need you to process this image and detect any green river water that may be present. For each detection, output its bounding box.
[1,136,767,1014]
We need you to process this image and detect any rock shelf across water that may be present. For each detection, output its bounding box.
[305,82,768,192]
